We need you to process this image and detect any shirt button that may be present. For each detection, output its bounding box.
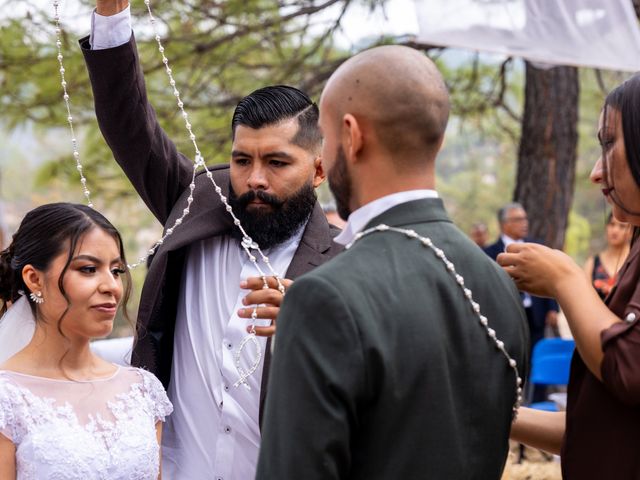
[625,312,636,323]
[224,384,229,391]
[224,425,232,434]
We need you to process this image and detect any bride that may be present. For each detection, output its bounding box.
[0,203,172,479]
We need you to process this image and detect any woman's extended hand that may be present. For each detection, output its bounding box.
[497,242,582,298]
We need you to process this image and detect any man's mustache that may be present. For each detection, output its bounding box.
[236,189,284,209]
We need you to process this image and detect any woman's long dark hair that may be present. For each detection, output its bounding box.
[0,203,131,328]
[602,74,640,216]
[602,74,640,243]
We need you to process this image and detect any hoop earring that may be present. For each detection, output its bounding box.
[29,291,44,304]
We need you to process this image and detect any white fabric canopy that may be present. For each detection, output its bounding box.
[414,0,640,71]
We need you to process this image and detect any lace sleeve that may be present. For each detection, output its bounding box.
[0,378,16,442]
[136,369,173,423]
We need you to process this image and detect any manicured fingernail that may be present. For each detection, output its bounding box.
[240,280,247,288]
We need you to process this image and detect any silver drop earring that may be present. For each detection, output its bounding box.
[29,291,44,304]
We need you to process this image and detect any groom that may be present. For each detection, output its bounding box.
[257,45,529,479]
[81,1,342,478]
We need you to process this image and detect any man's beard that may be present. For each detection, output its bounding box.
[328,146,353,220]
[229,181,317,250]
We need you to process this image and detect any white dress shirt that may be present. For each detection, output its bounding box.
[90,6,131,49]
[334,189,439,246]
[90,10,305,478]
[163,232,303,480]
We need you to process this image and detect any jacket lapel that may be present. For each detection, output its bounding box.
[286,203,336,278]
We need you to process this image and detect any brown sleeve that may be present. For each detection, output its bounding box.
[600,280,640,406]
[80,34,195,224]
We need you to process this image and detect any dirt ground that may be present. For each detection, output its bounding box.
[501,444,562,480]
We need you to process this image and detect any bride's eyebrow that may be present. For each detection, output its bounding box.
[72,255,123,265]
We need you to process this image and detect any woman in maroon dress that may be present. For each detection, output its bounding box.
[499,74,640,478]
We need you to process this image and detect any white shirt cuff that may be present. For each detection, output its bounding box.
[90,5,132,50]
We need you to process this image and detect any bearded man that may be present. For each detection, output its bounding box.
[80,2,342,478]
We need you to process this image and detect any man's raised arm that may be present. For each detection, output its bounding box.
[82,0,196,224]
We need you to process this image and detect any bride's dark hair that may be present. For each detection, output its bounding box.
[0,203,131,322]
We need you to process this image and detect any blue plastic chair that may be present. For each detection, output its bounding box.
[531,337,575,359]
[527,338,575,411]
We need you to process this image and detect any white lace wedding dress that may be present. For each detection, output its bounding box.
[0,366,172,479]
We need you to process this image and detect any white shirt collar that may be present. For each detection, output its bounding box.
[500,233,521,248]
[334,189,439,246]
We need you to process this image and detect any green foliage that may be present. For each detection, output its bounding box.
[564,211,591,265]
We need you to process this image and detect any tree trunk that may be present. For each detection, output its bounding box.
[514,62,579,249]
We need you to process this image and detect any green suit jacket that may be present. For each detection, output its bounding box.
[256,198,528,480]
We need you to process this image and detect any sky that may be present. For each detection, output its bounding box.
[10,0,420,42]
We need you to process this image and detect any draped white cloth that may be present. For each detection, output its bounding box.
[0,297,35,364]
[414,0,640,71]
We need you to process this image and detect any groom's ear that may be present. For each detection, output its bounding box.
[22,265,44,295]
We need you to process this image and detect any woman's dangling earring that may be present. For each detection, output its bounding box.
[29,291,44,305]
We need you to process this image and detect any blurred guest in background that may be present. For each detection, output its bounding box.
[583,212,632,299]
[321,200,347,229]
[469,221,489,248]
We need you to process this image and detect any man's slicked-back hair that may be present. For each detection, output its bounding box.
[231,85,322,153]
